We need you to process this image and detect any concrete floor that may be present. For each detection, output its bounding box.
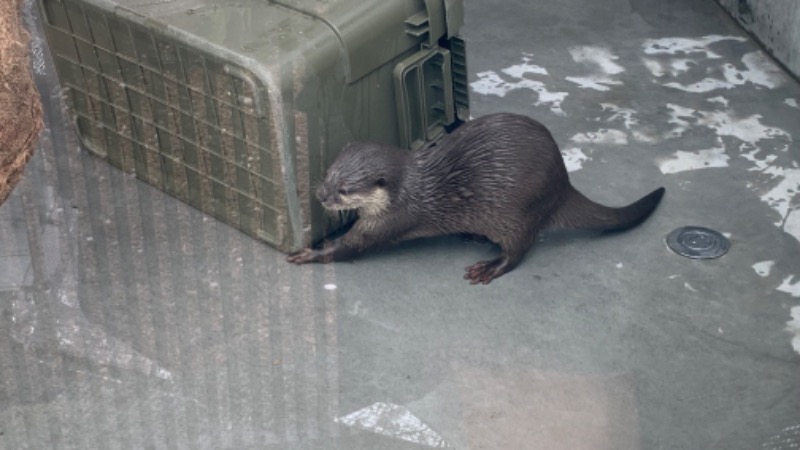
[2,0,800,448]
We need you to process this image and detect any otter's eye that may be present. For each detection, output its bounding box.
[338,188,348,196]
[376,178,386,188]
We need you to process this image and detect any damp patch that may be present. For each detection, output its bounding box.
[666,226,730,259]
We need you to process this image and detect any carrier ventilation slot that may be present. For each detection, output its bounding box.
[394,48,455,150]
[449,36,469,121]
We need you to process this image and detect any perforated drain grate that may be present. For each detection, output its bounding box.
[666,226,730,259]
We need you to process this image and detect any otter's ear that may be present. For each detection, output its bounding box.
[376,177,386,188]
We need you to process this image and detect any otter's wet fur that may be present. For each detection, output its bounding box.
[288,113,665,284]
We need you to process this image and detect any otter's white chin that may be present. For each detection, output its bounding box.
[322,203,356,212]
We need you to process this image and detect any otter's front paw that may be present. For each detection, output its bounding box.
[286,248,320,264]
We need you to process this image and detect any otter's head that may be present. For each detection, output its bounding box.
[316,143,406,217]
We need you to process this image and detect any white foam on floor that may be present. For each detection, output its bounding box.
[665,104,790,148]
[643,36,783,93]
[738,52,786,88]
[471,69,568,116]
[601,103,638,129]
[662,52,785,92]
[565,76,619,91]
[664,103,798,242]
[670,58,694,75]
[657,145,729,174]
[570,46,624,74]
[707,96,729,106]
[787,307,800,355]
[501,54,549,78]
[631,129,659,143]
[784,210,800,242]
[644,57,695,78]
[570,128,628,145]
[785,98,799,109]
[778,276,800,298]
[336,402,450,448]
[642,58,665,77]
[642,35,747,59]
[759,166,800,230]
[566,46,624,91]
[561,147,590,172]
[752,261,775,278]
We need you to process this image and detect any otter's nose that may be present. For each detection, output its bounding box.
[316,184,330,203]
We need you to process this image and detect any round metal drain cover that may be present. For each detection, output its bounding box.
[666,226,730,259]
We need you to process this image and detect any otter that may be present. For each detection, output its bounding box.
[287,113,665,284]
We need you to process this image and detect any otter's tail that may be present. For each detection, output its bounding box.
[546,186,665,232]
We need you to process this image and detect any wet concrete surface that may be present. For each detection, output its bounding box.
[2,0,800,448]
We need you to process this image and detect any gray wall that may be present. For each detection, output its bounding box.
[716,0,800,79]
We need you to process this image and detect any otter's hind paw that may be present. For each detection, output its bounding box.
[464,258,510,285]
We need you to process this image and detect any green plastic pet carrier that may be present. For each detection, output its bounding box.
[38,0,469,251]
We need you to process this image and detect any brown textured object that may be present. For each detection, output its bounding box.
[0,0,43,206]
